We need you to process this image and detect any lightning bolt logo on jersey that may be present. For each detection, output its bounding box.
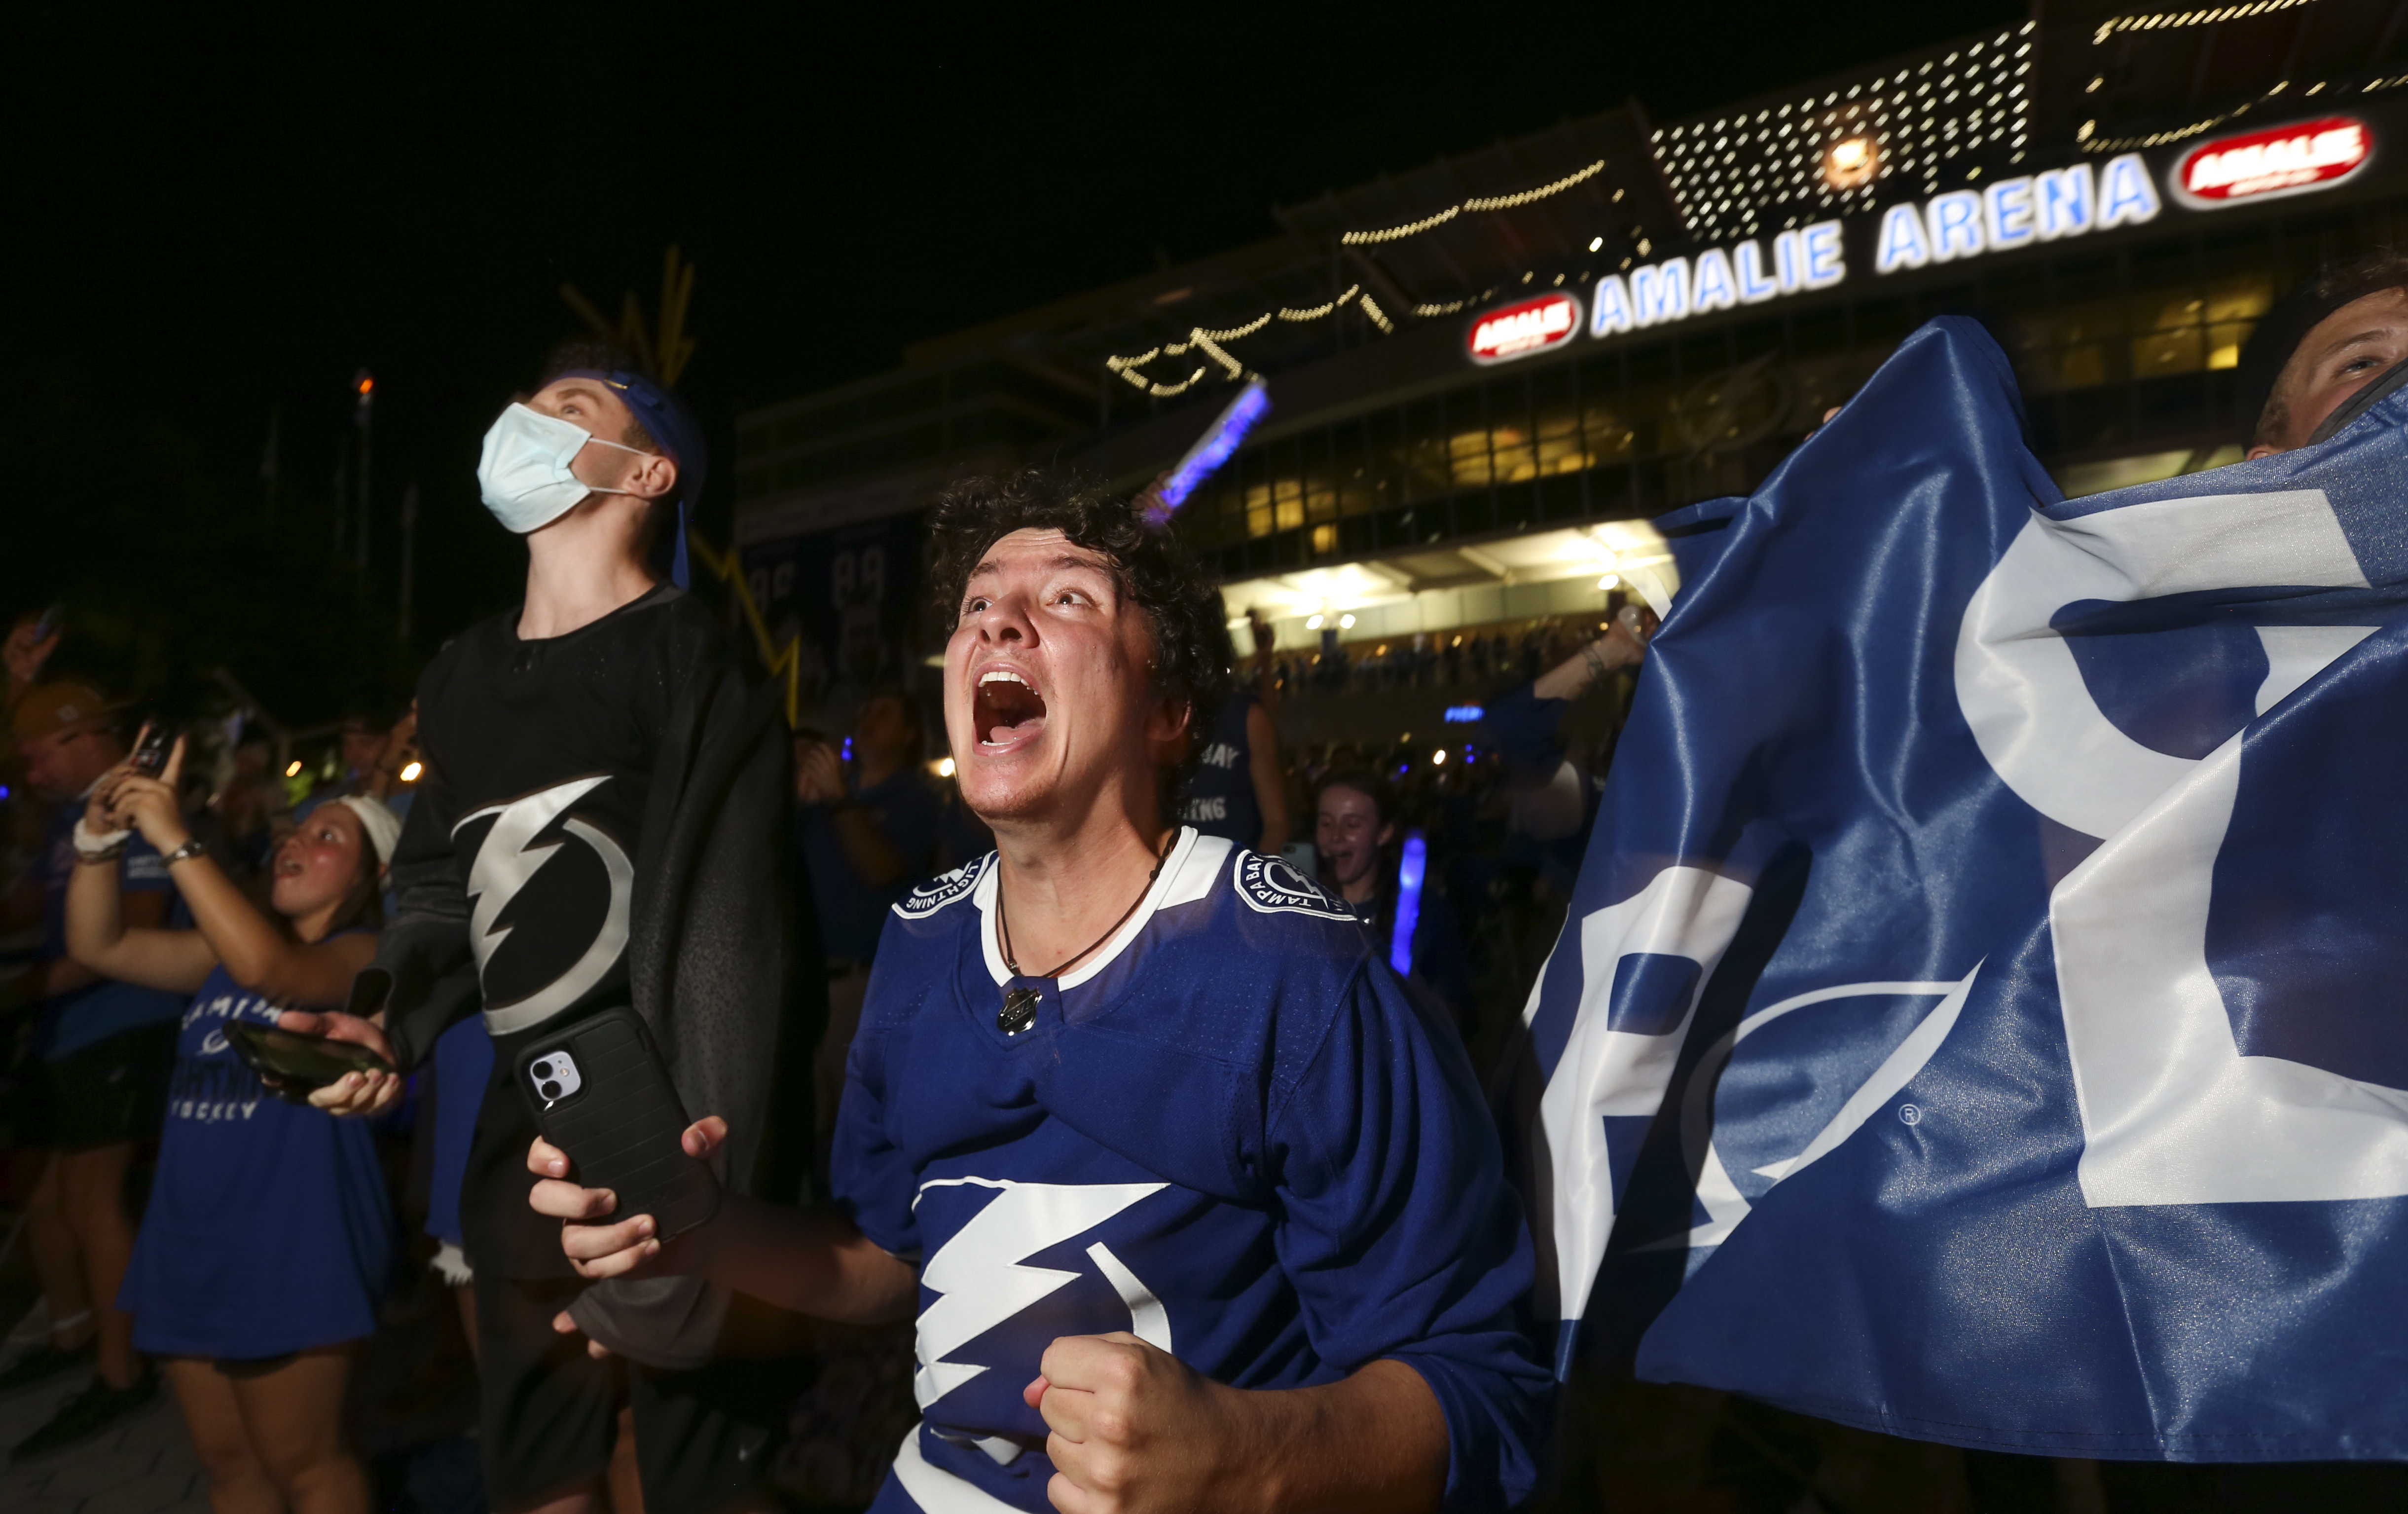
[831,829,1549,1514]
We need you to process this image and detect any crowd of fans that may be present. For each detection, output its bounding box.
[0,590,1646,1510]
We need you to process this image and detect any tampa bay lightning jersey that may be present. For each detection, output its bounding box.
[831,828,1548,1514]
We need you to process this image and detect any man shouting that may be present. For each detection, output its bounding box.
[532,471,1549,1513]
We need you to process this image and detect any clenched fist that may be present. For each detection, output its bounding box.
[1024,1332,1245,1514]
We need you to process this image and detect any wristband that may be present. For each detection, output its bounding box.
[72,817,133,863]
[160,839,208,867]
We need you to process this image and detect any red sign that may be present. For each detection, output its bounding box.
[2174,116,2371,207]
[1468,292,1583,364]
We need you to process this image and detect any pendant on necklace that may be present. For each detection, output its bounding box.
[998,987,1041,1035]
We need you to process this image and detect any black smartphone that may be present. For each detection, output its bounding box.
[223,1021,393,1091]
[130,722,175,776]
[514,1006,720,1241]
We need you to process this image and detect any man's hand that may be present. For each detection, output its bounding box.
[1025,1342,1448,1514]
[275,1009,404,1115]
[527,1116,726,1279]
[1026,1333,1247,1514]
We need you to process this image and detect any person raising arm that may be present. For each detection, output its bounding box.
[53,732,396,1510]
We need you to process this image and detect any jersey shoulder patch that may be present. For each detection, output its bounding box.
[1232,850,1357,923]
[894,852,991,920]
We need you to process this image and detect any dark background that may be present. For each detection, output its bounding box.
[5,1,2019,724]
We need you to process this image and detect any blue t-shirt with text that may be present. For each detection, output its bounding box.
[118,962,393,1358]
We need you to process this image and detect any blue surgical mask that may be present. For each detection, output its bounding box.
[475,402,651,534]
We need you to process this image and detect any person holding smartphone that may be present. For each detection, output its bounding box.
[530,472,1550,1514]
[282,342,819,1514]
[44,732,397,1505]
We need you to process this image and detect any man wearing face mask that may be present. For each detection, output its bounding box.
[279,341,822,1514]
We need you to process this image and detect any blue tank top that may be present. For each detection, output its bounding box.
[1180,692,1261,846]
[119,962,394,1359]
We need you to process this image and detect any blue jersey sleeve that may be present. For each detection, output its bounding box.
[828,1011,922,1262]
[1267,963,1551,1512]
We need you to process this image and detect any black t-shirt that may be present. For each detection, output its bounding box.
[402,584,680,1276]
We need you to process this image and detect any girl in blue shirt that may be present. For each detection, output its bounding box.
[65,732,396,1514]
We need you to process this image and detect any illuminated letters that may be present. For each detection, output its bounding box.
[1800,221,1846,289]
[2036,164,2093,240]
[1735,240,1780,303]
[1927,190,1984,261]
[1983,177,2037,251]
[1590,274,1635,337]
[1773,229,1805,294]
[1631,258,1692,326]
[1691,248,1738,313]
[1876,204,1932,274]
[2098,152,2160,229]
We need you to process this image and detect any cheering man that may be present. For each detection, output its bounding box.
[532,471,1549,1514]
[291,344,820,1514]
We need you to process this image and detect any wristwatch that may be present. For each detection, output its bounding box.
[160,839,208,867]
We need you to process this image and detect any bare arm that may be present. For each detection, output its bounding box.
[65,851,214,996]
[799,743,910,890]
[105,743,373,1006]
[1530,605,1655,702]
[1030,1335,1448,1514]
[528,1119,919,1326]
[1245,702,1290,857]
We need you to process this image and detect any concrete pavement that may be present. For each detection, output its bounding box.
[0,1362,207,1514]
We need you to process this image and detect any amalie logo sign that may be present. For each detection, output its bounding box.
[2173,116,2372,207]
[1468,292,1582,365]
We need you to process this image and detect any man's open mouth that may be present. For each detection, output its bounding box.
[975,668,1048,747]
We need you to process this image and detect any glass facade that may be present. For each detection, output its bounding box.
[1176,198,2407,580]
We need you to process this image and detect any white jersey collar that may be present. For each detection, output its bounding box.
[974,826,1230,989]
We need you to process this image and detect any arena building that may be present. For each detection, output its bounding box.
[733,0,2408,735]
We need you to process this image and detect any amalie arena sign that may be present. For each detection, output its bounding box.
[2173,115,2372,207]
[1469,292,1583,364]
[1464,117,2378,366]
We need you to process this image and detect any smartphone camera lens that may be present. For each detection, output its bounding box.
[533,1060,553,1079]
[540,1080,562,1100]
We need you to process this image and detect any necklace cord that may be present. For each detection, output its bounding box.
[998,833,1173,982]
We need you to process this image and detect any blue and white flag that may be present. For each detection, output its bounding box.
[1523,315,2408,1461]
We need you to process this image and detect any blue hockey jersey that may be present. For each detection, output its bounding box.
[832,828,1548,1513]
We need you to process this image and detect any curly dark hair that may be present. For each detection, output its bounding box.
[925,470,1231,814]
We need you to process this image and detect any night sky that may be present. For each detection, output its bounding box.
[11,2,2017,725]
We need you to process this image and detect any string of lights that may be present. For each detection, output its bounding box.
[2078,79,2286,151]
[1651,25,2036,241]
[1339,161,1605,246]
[2091,0,2317,46]
[1106,288,1370,393]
